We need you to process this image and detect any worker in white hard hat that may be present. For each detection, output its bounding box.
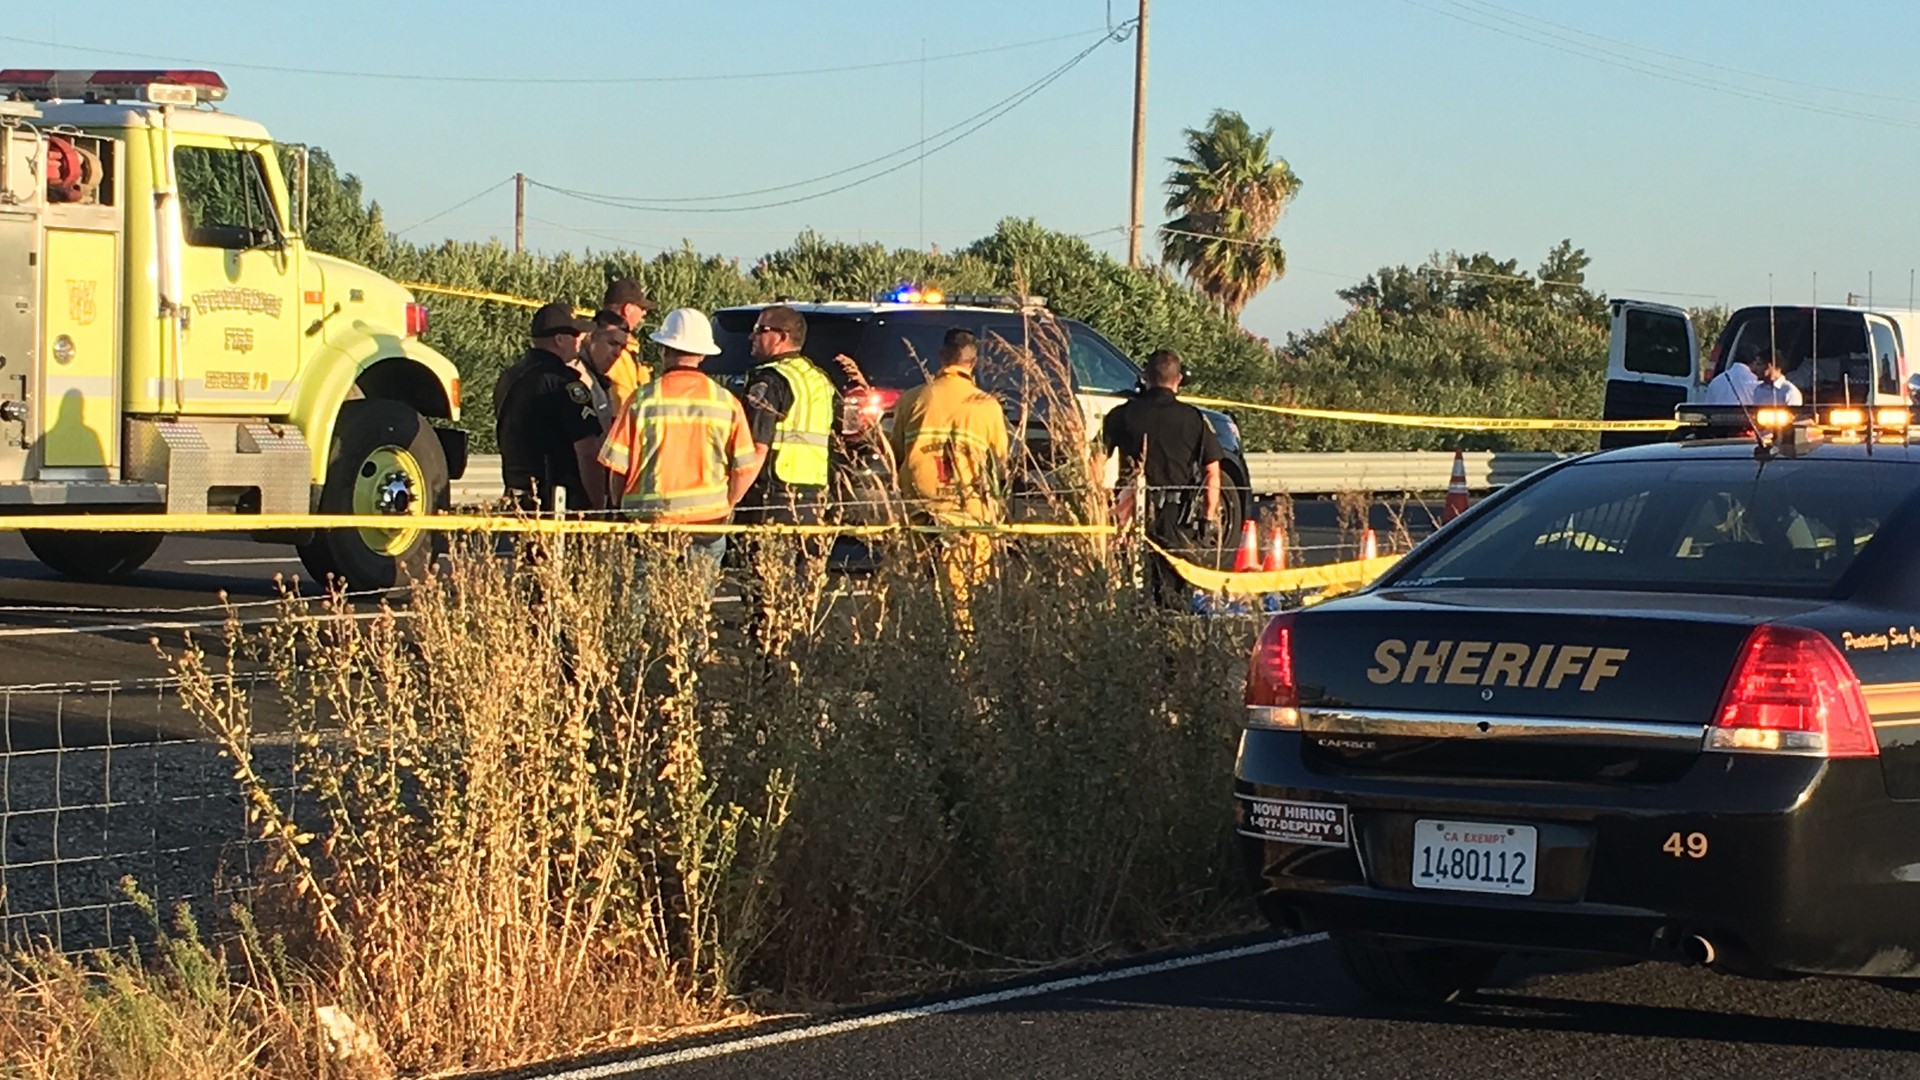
[599,307,760,574]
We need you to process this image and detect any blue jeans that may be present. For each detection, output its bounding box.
[686,533,727,573]
[684,532,727,604]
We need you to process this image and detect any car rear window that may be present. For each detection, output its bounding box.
[1388,455,1920,598]
[709,310,871,383]
[1715,308,1883,397]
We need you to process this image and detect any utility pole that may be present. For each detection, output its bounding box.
[1126,0,1150,268]
[513,172,526,255]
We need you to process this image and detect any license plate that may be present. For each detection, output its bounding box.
[1411,819,1537,896]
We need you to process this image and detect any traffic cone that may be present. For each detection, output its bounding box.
[1359,528,1378,560]
[1443,449,1469,524]
[1262,527,1288,572]
[1232,520,1260,572]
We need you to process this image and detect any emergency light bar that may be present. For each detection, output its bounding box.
[0,69,228,105]
[875,284,1047,309]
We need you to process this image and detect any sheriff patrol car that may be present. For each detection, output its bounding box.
[1236,410,1920,1003]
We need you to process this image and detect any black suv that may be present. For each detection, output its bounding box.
[707,297,1252,527]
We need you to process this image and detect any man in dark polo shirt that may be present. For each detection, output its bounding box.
[493,302,602,511]
[1098,348,1224,607]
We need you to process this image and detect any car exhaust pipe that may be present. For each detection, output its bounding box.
[1681,934,1717,966]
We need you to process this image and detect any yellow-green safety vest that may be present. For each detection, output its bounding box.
[761,355,836,487]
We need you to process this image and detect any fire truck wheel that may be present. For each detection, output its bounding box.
[296,399,448,592]
[22,529,164,581]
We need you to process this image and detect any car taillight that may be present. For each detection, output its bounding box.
[843,386,900,431]
[1707,624,1877,758]
[1246,612,1301,729]
[860,387,900,422]
[406,302,429,337]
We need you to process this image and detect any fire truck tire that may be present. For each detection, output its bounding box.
[21,529,163,581]
[296,399,448,592]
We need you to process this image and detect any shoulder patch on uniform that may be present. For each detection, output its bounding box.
[567,382,592,405]
[746,382,770,406]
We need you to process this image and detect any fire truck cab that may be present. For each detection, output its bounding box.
[0,69,463,589]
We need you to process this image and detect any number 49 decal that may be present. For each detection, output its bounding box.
[1662,831,1709,859]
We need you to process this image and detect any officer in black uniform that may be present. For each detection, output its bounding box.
[1098,348,1225,607]
[493,302,602,512]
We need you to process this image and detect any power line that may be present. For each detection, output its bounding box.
[1454,0,1920,108]
[525,216,675,253]
[530,31,1119,208]
[530,29,1122,215]
[1400,0,1920,131]
[0,26,1107,85]
[393,176,514,235]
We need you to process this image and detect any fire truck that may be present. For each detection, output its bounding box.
[0,69,463,589]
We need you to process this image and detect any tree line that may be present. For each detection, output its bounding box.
[290,141,1715,456]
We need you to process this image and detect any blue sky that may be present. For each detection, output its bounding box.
[8,1,1920,342]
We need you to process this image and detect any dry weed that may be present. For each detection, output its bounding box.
[61,345,1257,1077]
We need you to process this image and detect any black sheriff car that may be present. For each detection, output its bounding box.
[1236,416,1920,1003]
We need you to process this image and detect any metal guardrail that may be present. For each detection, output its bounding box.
[454,451,1568,503]
[1243,451,1567,495]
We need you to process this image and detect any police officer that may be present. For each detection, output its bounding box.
[494,302,603,512]
[1097,348,1224,607]
[603,278,657,410]
[737,305,838,525]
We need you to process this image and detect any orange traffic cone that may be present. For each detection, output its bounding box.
[1443,449,1469,523]
[1232,520,1260,572]
[1359,528,1378,561]
[1262,527,1288,572]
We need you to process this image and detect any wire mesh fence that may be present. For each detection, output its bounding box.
[0,676,294,953]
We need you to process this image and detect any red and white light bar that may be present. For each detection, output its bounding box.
[0,69,227,106]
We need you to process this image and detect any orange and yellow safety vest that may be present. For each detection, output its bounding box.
[599,368,757,523]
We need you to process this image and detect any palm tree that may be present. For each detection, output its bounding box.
[1160,110,1301,318]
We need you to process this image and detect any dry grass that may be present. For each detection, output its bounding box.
[0,886,342,1080]
[0,518,1253,1078]
[0,308,1260,1078]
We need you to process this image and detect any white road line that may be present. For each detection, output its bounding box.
[529,934,1327,1078]
[0,610,402,639]
[180,556,305,566]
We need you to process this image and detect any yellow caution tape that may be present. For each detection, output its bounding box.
[399,281,576,312]
[394,278,1679,433]
[1149,540,1399,598]
[0,512,1110,538]
[1183,396,1682,433]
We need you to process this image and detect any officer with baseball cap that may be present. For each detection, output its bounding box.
[602,277,658,408]
[493,301,605,511]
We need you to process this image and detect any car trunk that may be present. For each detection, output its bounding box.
[1289,588,1825,783]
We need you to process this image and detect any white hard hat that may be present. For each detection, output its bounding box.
[649,307,721,356]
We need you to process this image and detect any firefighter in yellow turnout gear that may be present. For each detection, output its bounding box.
[889,328,1011,628]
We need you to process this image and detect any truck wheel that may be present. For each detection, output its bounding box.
[22,529,163,581]
[296,399,447,592]
[1333,935,1501,1006]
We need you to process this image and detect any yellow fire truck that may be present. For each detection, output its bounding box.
[0,69,463,589]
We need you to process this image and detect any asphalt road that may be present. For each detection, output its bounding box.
[508,935,1920,1080]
